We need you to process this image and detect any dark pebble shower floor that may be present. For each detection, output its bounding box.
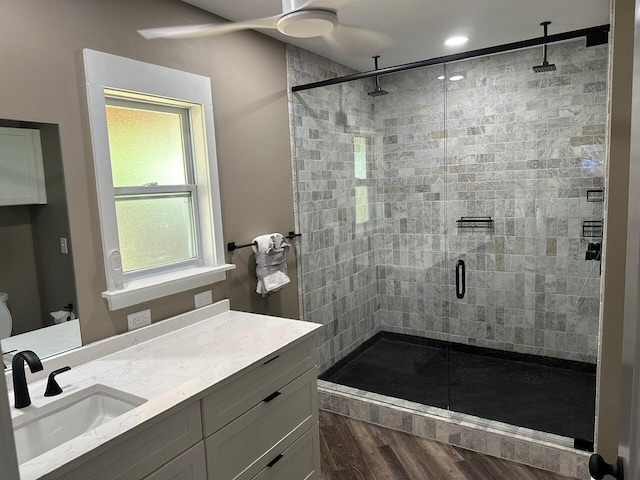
[320,332,596,443]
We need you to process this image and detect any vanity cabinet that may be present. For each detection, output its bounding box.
[0,127,47,206]
[203,338,318,480]
[62,401,204,480]
[59,335,320,480]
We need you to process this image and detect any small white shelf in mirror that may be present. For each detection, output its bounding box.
[0,127,47,206]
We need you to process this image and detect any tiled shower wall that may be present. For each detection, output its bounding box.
[376,42,607,363]
[287,46,383,371]
[288,40,607,370]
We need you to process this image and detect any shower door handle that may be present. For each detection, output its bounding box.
[455,260,466,299]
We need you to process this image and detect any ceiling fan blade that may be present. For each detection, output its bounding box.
[325,24,393,56]
[138,15,280,40]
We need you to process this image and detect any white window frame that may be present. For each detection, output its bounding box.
[83,49,234,311]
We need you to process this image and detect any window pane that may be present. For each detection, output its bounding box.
[106,103,188,186]
[115,193,196,272]
[355,186,369,223]
[354,136,367,179]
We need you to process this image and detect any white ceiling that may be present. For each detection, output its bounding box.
[182,0,610,72]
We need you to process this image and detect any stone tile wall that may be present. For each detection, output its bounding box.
[287,46,383,371]
[375,42,607,363]
[288,40,607,368]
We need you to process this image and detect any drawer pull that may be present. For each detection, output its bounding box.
[263,391,281,403]
[267,454,284,468]
[263,355,279,365]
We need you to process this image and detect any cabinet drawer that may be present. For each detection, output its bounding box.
[63,401,203,480]
[205,368,318,480]
[144,442,207,480]
[251,424,319,480]
[202,337,316,436]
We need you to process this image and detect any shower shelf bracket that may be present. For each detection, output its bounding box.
[586,189,605,202]
[456,217,494,229]
[582,220,603,238]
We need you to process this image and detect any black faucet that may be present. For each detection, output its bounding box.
[12,350,43,408]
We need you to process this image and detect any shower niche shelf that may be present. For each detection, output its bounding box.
[586,189,605,202]
[582,220,603,238]
[456,217,494,229]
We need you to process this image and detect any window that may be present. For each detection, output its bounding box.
[354,136,370,223]
[105,96,199,274]
[84,49,234,310]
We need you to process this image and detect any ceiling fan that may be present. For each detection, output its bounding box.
[138,0,391,54]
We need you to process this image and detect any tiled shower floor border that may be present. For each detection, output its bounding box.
[318,380,591,479]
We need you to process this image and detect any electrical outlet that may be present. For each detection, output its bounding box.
[60,237,68,254]
[127,309,151,331]
[194,290,213,309]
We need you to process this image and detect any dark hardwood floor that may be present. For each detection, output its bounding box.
[319,410,576,480]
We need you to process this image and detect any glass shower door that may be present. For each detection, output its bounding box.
[371,63,451,410]
[443,42,604,443]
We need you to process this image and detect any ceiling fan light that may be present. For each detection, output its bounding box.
[277,10,338,38]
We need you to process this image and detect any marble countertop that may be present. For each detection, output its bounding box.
[2,320,82,367]
[7,305,321,480]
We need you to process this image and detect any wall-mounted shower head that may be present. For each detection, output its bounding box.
[368,56,388,97]
[533,21,557,73]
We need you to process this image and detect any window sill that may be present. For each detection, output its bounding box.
[102,264,236,311]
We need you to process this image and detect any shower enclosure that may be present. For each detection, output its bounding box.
[288,37,607,447]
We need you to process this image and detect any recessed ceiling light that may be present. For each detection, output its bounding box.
[449,75,465,81]
[437,75,445,80]
[445,36,469,47]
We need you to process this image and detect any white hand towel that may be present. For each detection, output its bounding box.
[252,233,291,296]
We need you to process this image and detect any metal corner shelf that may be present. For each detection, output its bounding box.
[456,217,494,229]
[582,220,603,238]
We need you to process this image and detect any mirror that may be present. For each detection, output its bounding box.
[0,119,80,368]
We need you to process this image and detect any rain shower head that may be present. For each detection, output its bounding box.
[533,61,556,73]
[368,86,388,97]
[368,56,389,97]
[533,21,557,73]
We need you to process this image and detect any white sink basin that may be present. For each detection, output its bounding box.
[12,384,146,464]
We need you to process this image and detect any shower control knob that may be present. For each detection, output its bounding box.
[589,454,624,480]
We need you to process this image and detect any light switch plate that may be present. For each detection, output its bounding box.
[60,237,68,254]
[194,290,213,309]
[127,309,151,331]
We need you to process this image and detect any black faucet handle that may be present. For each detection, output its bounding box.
[44,366,71,397]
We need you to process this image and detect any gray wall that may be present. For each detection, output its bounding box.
[290,40,608,368]
[31,124,77,325]
[0,0,299,345]
[0,206,43,335]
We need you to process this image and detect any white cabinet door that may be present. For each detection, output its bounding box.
[205,369,318,480]
[0,127,46,205]
[63,401,203,480]
[145,442,207,480]
[251,424,320,480]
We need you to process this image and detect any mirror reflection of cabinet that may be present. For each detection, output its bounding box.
[0,120,80,367]
[0,127,47,206]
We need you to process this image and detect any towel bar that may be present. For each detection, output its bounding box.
[227,231,301,252]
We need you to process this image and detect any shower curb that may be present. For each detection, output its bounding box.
[318,381,590,480]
